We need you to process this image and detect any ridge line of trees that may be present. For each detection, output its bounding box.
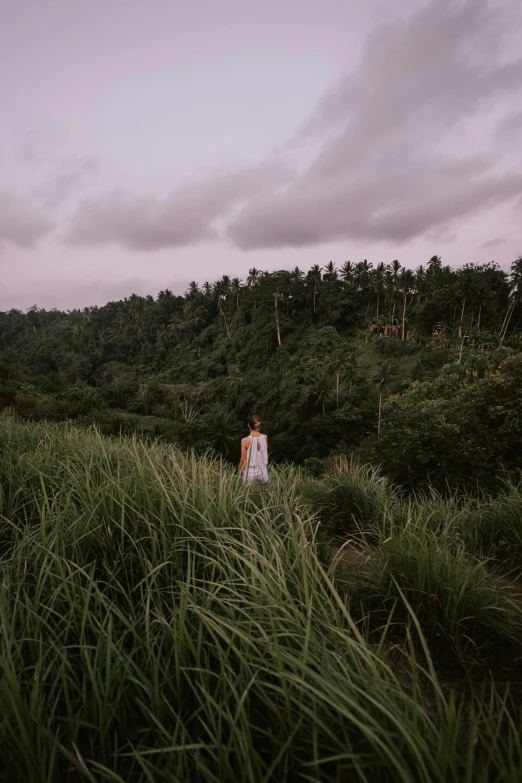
[1,255,521,492]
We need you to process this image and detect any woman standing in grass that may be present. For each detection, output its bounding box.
[238,413,269,485]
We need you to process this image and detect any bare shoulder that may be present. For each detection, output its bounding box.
[242,436,251,448]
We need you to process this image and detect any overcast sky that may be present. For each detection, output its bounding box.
[1,0,521,311]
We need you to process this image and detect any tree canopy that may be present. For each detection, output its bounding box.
[1,256,521,491]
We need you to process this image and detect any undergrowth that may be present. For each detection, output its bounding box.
[0,413,521,782]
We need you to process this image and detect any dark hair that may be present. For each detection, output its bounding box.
[247,413,261,429]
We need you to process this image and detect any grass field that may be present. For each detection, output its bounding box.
[0,413,521,782]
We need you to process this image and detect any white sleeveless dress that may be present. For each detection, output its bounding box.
[242,434,269,485]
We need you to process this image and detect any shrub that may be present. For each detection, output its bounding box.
[60,384,107,415]
[299,458,405,535]
[375,338,419,357]
[366,354,522,493]
[456,482,522,570]
[302,456,326,477]
[10,392,68,421]
[353,528,522,667]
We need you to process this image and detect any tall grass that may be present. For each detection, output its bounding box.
[299,457,405,536]
[304,457,522,668]
[0,414,521,781]
[352,515,522,668]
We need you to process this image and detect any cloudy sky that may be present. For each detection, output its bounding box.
[1,0,521,311]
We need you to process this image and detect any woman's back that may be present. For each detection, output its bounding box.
[246,433,268,469]
[238,414,268,484]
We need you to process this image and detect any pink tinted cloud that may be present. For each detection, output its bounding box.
[64,161,292,250]
[228,0,522,249]
[56,1,522,256]
[0,192,54,249]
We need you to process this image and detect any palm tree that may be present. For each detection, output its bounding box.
[386,259,401,324]
[205,406,237,459]
[371,362,395,439]
[414,266,430,306]
[231,278,242,311]
[323,261,338,281]
[372,262,386,320]
[454,265,476,338]
[309,265,322,315]
[331,346,354,409]
[273,291,282,346]
[472,265,498,333]
[157,288,174,303]
[288,267,305,316]
[426,255,442,277]
[214,277,232,340]
[500,256,522,345]
[247,268,260,287]
[345,354,357,393]
[398,269,416,340]
[340,261,354,285]
[314,367,332,414]
[269,272,292,345]
[354,260,372,292]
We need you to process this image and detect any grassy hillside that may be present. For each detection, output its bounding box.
[1,414,521,781]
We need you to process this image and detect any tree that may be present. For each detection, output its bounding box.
[214,276,232,340]
[302,327,348,413]
[247,268,260,288]
[454,265,477,339]
[398,269,416,340]
[500,257,522,345]
[371,362,395,439]
[308,265,322,316]
[369,354,522,492]
[372,262,386,320]
[2,255,520,478]
[354,260,373,293]
[201,404,238,459]
[385,259,401,324]
[231,278,242,311]
[340,261,354,285]
[273,291,282,346]
[323,261,338,281]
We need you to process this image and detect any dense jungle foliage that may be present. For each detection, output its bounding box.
[1,255,522,492]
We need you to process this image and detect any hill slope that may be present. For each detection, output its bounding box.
[1,415,521,781]
[1,256,521,490]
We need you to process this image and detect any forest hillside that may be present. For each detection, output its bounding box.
[1,255,522,492]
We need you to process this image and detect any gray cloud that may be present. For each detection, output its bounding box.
[0,192,54,249]
[228,0,522,249]
[496,110,522,139]
[480,237,506,248]
[64,161,290,250]
[35,155,99,210]
[54,0,522,254]
[229,163,522,247]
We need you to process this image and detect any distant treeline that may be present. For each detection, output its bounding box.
[1,255,521,492]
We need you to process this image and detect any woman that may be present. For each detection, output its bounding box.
[238,413,268,485]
